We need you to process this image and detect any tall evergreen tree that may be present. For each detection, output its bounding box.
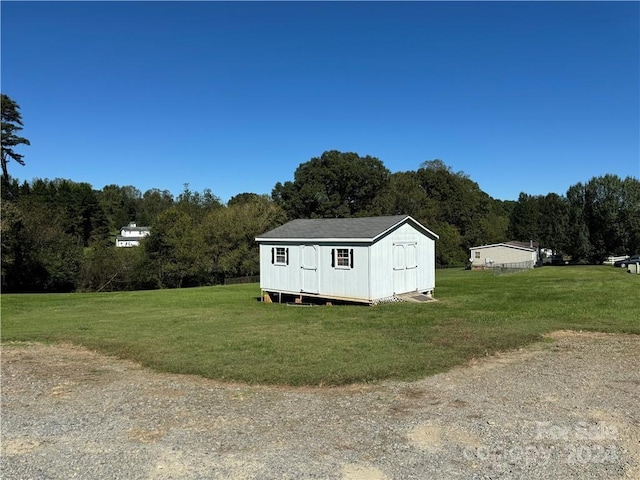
[1,94,30,192]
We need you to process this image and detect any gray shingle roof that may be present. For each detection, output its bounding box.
[471,241,538,252]
[256,215,437,241]
[121,226,150,233]
[504,241,538,251]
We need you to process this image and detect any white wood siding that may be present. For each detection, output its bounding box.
[317,244,369,300]
[115,239,141,247]
[260,243,370,301]
[369,223,435,298]
[120,229,150,238]
[259,244,301,293]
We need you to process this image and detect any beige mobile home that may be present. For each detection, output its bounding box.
[255,215,439,304]
[469,241,538,269]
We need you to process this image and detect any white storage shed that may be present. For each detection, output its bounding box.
[255,215,439,304]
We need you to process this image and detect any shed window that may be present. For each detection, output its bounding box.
[474,251,480,259]
[337,249,350,267]
[332,248,354,268]
[272,247,289,265]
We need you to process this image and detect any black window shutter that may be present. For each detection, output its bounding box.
[286,248,289,265]
[350,249,354,268]
[331,249,335,268]
[271,247,274,264]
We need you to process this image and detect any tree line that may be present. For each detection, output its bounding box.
[1,180,286,292]
[2,95,639,293]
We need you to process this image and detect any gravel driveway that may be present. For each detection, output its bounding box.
[2,331,639,479]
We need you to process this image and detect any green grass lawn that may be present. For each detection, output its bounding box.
[2,266,638,385]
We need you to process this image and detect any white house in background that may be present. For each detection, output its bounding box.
[255,215,439,304]
[469,241,539,269]
[115,222,150,247]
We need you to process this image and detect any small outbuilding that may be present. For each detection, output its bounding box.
[255,215,439,304]
[469,241,539,269]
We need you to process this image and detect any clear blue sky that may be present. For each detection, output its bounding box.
[2,1,639,203]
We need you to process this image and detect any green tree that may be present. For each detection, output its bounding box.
[98,185,141,233]
[565,175,640,262]
[1,199,83,292]
[416,160,503,253]
[79,243,155,292]
[509,192,569,255]
[145,207,208,288]
[479,199,514,246]
[431,221,467,266]
[272,150,391,219]
[620,176,640,255]
[585,175,629,259]
[228,192,261,207]
[201,195,286,280]
[136,188,175,226]
[565,183,593,261]
[508,193,541,243]
[1,94,30,192]
[60,180,109,245]
[537,193,569,254]
[1,201,36,290]
[29,179,109,246]
[176,184,223,221]
[384,171,437,221]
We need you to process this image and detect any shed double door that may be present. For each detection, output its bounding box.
[393,242,418,294]
[300,245,319,294]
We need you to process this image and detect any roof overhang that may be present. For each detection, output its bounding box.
[381,215,439,241]
[255,237,374,243]
[255,215,439,243]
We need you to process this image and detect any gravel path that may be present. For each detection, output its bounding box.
[2,331,639,479]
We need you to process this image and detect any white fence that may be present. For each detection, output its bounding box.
[603,255,628,265]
